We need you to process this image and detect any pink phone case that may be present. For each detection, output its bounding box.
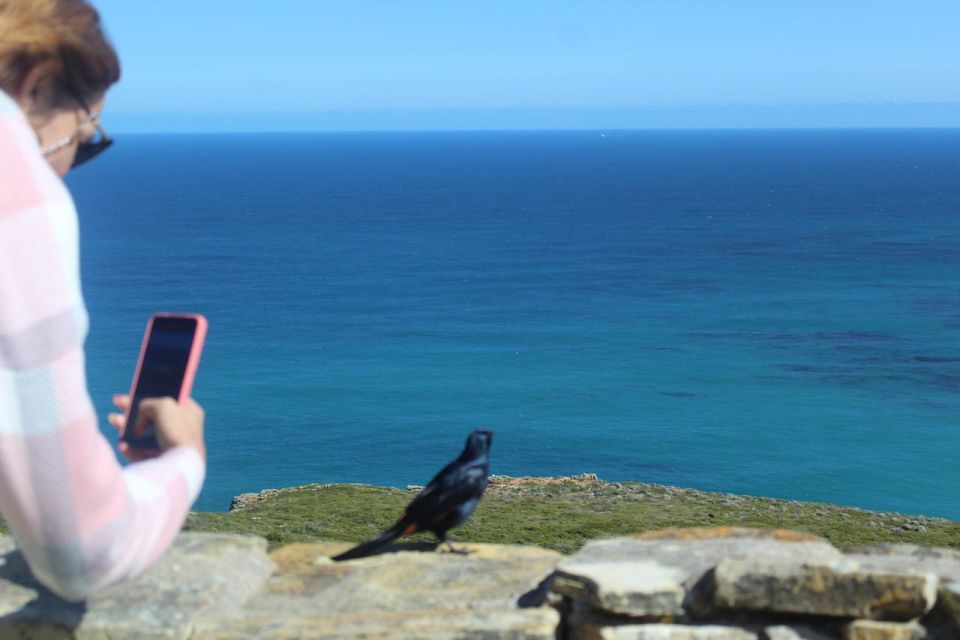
[122,312,207,440]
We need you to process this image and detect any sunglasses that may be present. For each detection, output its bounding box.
[71,116,112,168]
[40,87,113,169]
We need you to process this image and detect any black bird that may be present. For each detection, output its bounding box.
[332,429,493,561]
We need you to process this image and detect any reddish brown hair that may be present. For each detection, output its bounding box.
[0,0,120,109]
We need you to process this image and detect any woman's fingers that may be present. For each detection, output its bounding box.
[118,441,148,462]
[110,395,206,462]
[108,412,125,431]
[109,394,131,432]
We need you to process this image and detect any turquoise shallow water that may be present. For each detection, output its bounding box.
[67,130,960,515]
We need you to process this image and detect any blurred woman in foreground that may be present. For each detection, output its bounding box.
[0,0,206,600]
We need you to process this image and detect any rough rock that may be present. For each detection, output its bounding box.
[190,541,562,639]
[553,528,842,617]
[844,620,927,640]
[230,488,285,510]
[763,625,837,640]
[267,541,560,611]
[845,545,960,584]
[712,556,937,621]
[191,607,560,639]
[570,622,759,640]
[0,533,274,639]
[937,582,960,633]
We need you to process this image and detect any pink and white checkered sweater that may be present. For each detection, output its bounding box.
[0,91,205,601]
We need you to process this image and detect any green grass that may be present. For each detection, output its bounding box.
[180,477,960,553]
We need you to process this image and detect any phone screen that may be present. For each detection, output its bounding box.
[122,316,198,450]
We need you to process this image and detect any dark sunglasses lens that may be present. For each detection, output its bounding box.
[71,138,113,169]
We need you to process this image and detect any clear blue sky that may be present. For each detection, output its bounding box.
[93,1,960,132]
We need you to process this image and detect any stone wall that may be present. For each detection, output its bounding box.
[553,528,959,639]
[0,527,957,638]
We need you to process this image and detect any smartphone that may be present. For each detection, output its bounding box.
[121,313,207,452]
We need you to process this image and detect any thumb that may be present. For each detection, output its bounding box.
[132,397,162,437]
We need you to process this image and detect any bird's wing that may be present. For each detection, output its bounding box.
[399,457,489,531]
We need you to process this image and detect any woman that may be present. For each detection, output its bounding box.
[0,0,206,600]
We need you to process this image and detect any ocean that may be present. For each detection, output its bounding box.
[66,130,960,516]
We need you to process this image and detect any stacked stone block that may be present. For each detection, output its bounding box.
[552,528,960,640]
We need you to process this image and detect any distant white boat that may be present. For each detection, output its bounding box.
[600,132,623,138]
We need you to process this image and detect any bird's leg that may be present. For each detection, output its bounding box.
[437,534,471,555]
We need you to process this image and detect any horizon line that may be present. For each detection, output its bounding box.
[109,124,960,135]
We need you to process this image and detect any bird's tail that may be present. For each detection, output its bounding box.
[331,526,403,561]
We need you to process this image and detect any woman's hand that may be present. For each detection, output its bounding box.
[108,394,206,463]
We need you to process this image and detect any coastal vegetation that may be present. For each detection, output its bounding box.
[180,474,960,552]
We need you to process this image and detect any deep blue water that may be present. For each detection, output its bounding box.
[67,130,960,517]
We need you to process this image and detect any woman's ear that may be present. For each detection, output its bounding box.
[15,60,60,120]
